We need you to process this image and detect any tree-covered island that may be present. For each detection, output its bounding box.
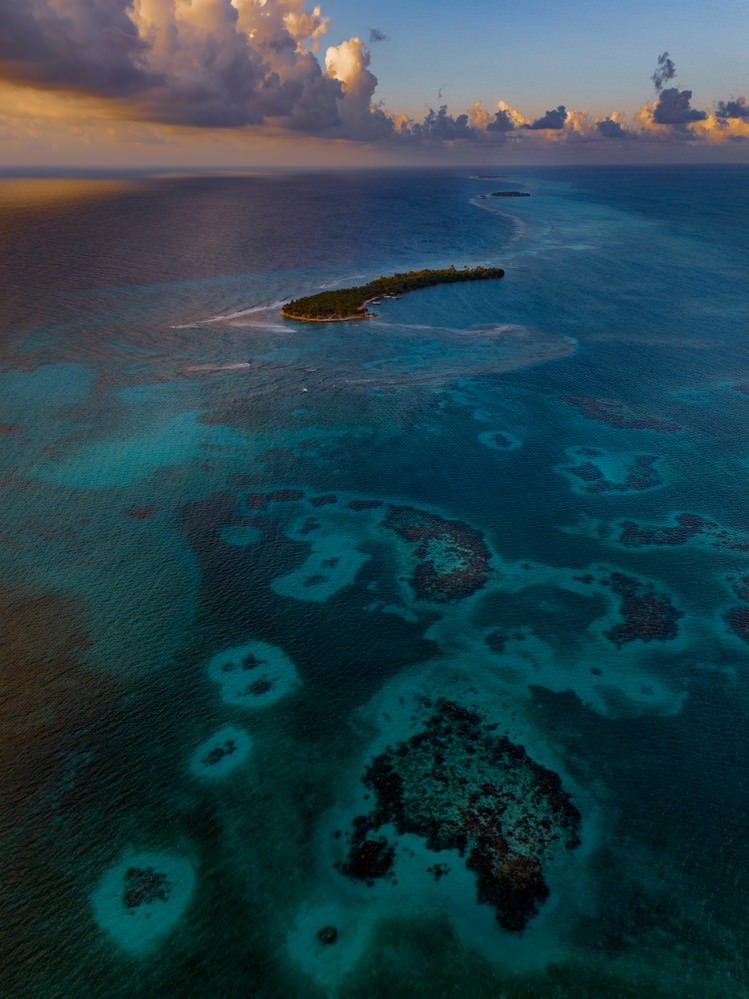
[281,265,505,322]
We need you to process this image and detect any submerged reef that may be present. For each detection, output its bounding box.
[563,449,662,494]
[600,571,683,647]
[281,265,504,322]
[618,513,711,547]
[91,851,195,954]
[207,640,300,708]
[383,505,492,602]
[190,725,252,780]
[339,698,580,931]
[724,606,749,642]
[478,429,522,451]
[123,866,172,910]
[562,395,680,432]
[234,488,493,604]
[615,513,749,554]
[722,575,749,643]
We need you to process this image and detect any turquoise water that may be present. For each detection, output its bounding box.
[2,167,749,998]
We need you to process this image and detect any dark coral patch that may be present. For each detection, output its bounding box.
[724,606,749,643]
[309,494,338,507]
[601,572,683,647]
[269,489,305,503]
[562,395,680,432]
[611,513,749,554]
[347,499,384,511]
[618,513,711,548]
[340,698,580,931]
[202,739,237,766]
[122,866,172,910]
[383,505,491,602]
[125,505,157,520]
[567,454,661,494]
[245,493,271,511]
[722,575,749,642]
[244,489,305,511]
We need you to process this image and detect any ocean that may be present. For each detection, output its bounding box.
[2,165,748,998]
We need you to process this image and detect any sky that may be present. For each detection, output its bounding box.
[1,0,748,167]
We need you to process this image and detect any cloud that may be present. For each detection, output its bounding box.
[652,87,707,127]
[487,107,517,133]
[652,52,676,92]
[324,36,392,138]
[404,104,474,141]
[717,97,749,121]
[596,116,636,139]
[524,105,567,130]
[1,14,746,158]
[0,0,358,132]
[0,0,154,96]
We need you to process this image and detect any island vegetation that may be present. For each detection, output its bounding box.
[281,265,505,322]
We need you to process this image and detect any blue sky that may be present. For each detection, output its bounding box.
[327,0,749,117]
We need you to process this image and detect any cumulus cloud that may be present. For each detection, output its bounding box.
[652,87,706,127]
[524,105,567,130]
[0,0,389,133]
[717,97,749,121]
[324,36,392,138]
[636,53,707,136]
[0,15,745,156]
[487,108,516,133]
[399,104,474,141]
[0,0,153,96]
[596,115,636,139]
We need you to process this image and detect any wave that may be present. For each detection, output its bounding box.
[469,195,529,243]
[171,299,287,329]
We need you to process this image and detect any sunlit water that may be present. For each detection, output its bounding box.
[2,166,749,998]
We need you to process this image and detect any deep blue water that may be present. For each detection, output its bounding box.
[2,166,749,998]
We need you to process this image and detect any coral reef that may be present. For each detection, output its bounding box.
[618,513,710,547]
[614,513,749,554]
[722,575,749,643]
[126,505,157,519]
[202,739,236,767]
[339,698,580,931]
[317,925,338,944]
[122,866,172,910]
[309,494,338,507]
[562,395,680,432]
[383,505,491,602]
[566,453,661,493]
[601,572,683,647]
[723,606,749,642]
[245,489,305,511]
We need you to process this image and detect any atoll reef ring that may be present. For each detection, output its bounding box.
[189,725,252,780]
[207,640,300,708]
[90,851,196,955]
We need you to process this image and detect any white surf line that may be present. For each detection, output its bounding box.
[171,300,286,329]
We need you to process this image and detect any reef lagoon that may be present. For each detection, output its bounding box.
[2,165,749,998]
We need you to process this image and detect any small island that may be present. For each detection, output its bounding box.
[479,191,531,199]
[281,265,505,323]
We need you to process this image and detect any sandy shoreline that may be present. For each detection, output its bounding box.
[280,308,375,323]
